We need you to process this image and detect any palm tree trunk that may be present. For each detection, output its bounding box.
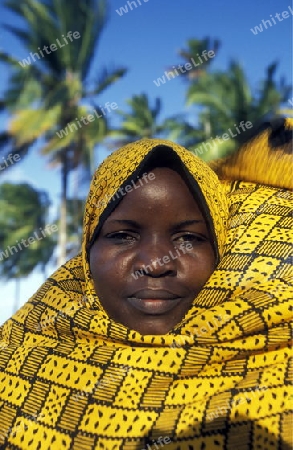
[57,150,69,266]
[204,108,211,139]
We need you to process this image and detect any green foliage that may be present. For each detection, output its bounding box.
[171,37,220,80]
[0,11,291,268]
[171,46,291,160]
[0,0,126,164]
[187,60,290,133]
[111,93,168,146]
[0,0,127,263]
[0,183,56,279]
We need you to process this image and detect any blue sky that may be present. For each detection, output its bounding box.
[0,0,292,323]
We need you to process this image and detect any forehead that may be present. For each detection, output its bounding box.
[104,167,204,221]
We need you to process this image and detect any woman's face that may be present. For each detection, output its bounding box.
[90,167,215,335]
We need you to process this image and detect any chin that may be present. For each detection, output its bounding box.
[132,318,175,336]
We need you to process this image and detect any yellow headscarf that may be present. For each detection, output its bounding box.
[0,138,291,449]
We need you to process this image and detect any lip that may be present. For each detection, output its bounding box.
[127,289,182,315]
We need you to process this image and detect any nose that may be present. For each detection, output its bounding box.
[133,238,177,277]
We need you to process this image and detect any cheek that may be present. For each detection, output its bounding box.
[202,248,216,276]
[204,245,217,271]
[184,246,215,282]
[89,246,131,291]
[89,247,111,289]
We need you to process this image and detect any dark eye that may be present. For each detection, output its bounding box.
[105,231,138,244]
[174,233,208,245]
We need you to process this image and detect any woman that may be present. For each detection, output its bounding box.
[0,136,291,449]
[88,146,226,336]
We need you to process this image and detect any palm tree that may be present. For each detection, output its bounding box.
[0,183,56,311]
[176,61,291,160]
[0,0,127,264]
[164,37,220,150]
[168,37,220,81]
[110,93,167,147]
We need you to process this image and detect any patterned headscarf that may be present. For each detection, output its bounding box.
[81,139,228,335]
[0,138,291,449]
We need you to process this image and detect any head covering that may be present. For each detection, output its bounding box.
[82,139,228,330]
[209,117,293,189]
[0,138,291,449]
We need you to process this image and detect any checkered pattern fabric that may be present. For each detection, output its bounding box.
[0,137,292,449]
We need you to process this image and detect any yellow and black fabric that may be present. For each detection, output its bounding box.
[209,117,293,189]
[0,137,292,450]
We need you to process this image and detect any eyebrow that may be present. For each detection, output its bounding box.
[106,219,141,228]
[106,219,204,229]
[171,219,205,231]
